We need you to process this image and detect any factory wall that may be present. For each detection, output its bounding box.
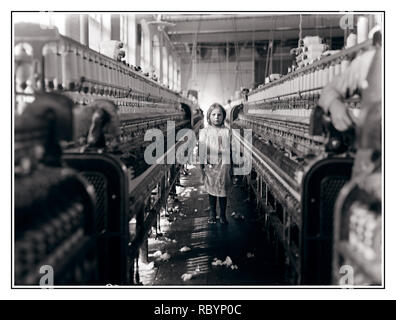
[181,59,253,110]
[180,47,255,110]
[180,45,294,109]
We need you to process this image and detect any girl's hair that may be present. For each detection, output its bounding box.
[206,103,226,126]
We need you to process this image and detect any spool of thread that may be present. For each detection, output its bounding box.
[346,33,357,48]
[115,64,121,87]
[300,73,307,91]
[322,67,329,87]
[129,70,134,89]
[131,73,137,91]
[374,14,382,26]
[56,51,63,89]
[304,73,309,91]
[357,16,369,44]
[314,69,319,91]
[81,52,90,81]
[90,55,98,82]
[124,68,129,88]
[126,69,131,89]
[76,49,84,84]
[341,59,350,74]
[334,62,341,77]
[118,67,123,88]
[104,60,111,85]
[317,69,323,88]
[141,77,145,94]
[305,72,310,91]
[124,68,129,90]
[292,76,296,94]
[62,48,79,90]
[291,77,295,94]
[298,74,303,92]
[98,58,105,83]
[121,66,126,90]
[115,65,120,89]
[328,64,335,83]
[310,71,315,90]
[43,45,58,90]
[15,46,33,92]
[134,74,140,92]
[109,63,116,88]
[84,53,92,81]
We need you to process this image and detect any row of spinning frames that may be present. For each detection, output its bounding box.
[225,36,381,285]
[14,22,203,286]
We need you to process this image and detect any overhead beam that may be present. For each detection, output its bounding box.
[165,14,344,35]
[168,25,343,36]
[162,14,268,22]
[162,13,344,23]
[168,27,344,43]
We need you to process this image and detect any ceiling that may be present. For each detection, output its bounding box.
[157,14,346,61]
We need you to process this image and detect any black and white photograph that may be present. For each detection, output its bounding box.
[9,8,385,297]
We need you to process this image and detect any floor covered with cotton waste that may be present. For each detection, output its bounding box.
[135,164,286,286]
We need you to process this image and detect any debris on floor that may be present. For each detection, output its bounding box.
[148,237,166,245]
[179,246,191,253]
[163,237,177,243]
[211,258,223,266]
[181,273,193,281]
[231,212,245,220]
[223,256,233,267]
[162,218,174,226]
[181,266,201,282]
[139,261,155,271]
[211,256,238,270]
[158,252,171,261]
[137,164,285,285]
[148,251,171,262]
[150,250,162,259]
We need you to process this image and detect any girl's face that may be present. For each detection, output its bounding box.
[210,107,224,127]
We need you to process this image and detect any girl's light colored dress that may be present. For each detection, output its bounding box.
[199,125,233,197]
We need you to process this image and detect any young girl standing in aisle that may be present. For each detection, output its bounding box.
[199,103,233,225]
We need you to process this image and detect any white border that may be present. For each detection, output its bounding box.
[2,1,393,300]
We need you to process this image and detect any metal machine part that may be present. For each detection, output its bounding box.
[224,38,381,285]
[14,23,203,286]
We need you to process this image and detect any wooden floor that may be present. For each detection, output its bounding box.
[135,164,286,286]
